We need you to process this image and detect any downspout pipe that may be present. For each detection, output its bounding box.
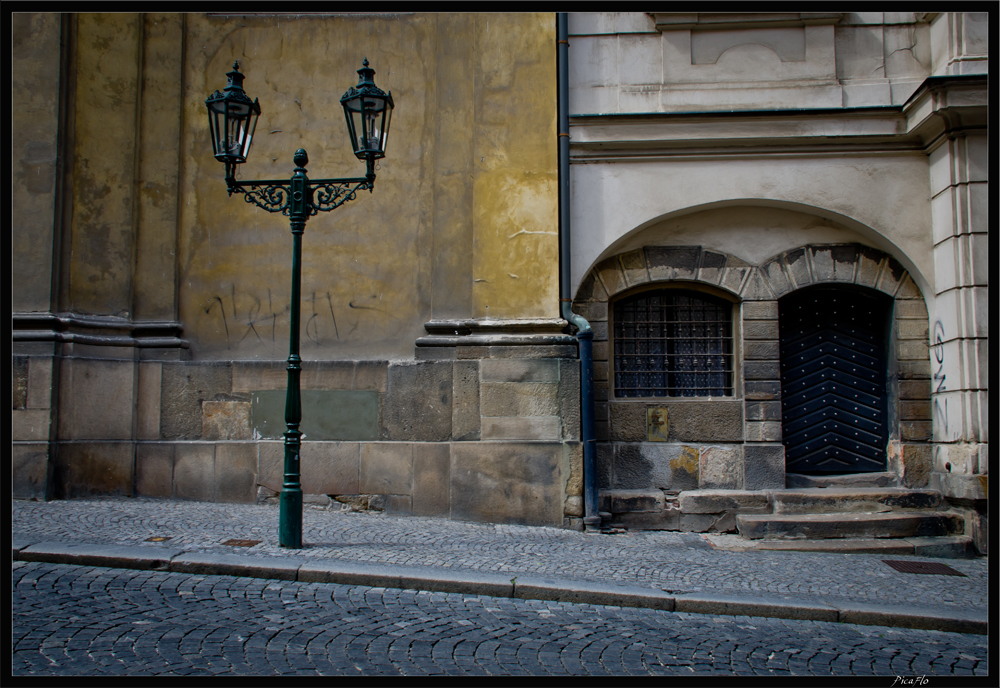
[557,13,600,533]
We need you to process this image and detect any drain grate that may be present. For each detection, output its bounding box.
[883,560,967,576]
[222,538,262,547]
[145,536,172,542]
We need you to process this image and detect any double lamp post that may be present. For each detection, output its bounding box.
[205,59,394,548]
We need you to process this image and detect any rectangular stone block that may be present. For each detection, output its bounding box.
[412,443,450,517]
[135,443,174,499]
[481,417,561,441]
[251,390,380,441]
[481,382,559,417]
[899,380,931,400]
[300,361,356,390]
[745,401,781,421]
[487,345,578,360]
[450,442,565,527]
[202,400,251,440]
[257,441,283,493]
[452,361,480,441]
[613,443,699,491]
[13,409,51,441]
[743,320,779,340]
[678,490,770,514]
[232,361,285,392]
[609,400,742,442]
[900,400,932,422]
[58,358,134,440]
[173,443,215,502]
[699,445,744,490]
[575,273,608,302]
[559,359,581,441]
[300,442,359,495]
[137,362,161,440]
[743,361,780,380]
[744,381,781,400]
[645,246,700,281]
[898,340,929,361]
[593,360,608,382]
[900,421,932,441]
[13,443,50,500]
[360,443,412,495]
[742,301,778,321]
[898,360,930,379]
[26,357,53,409]
[160,362,233,440]
[382,362,452,441]
[743,444,784,490]
[745,421,782,442]
[215,443,257,503]
[13,355,29,408]
[596,442,613,489]
[353,361,388,392]
[54,442,134,499]
[593,341,608,361]
[743,340,780,360]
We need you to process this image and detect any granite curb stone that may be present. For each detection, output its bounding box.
[10,539,986,634]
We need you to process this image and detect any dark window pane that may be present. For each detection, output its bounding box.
[613,289,734,398]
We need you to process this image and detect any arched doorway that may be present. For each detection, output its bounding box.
[779,285,893,474]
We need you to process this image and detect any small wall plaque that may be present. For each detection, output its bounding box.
[647,407,669,442]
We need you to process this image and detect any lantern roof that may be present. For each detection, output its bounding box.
[340,58,394,109]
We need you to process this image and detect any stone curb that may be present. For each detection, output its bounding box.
[12,542,987,635]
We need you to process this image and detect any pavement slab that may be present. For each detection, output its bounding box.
[11,497,988,634]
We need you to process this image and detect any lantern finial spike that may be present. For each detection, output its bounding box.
[363,57,369,67]
[233,60,240,71]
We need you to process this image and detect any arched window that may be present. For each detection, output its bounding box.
[613,289,734,398]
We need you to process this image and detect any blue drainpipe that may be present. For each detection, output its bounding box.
[558,13,600,532]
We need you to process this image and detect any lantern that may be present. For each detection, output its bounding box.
[340,58,394,160]
[205,61,261,165]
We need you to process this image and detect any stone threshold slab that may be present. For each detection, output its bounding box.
[12,540,986,635]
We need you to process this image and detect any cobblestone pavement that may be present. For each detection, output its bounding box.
[12,498,988,616]
[12,562,989,677]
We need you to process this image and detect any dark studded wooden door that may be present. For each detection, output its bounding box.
[779,286,891,474]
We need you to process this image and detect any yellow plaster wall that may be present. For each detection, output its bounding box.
[12,13,63,314]
[68,14,142,317]
[177,13,559,359]
[471,14,559,320]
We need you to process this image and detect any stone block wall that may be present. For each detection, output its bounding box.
[13,341,583,530]
[573,243,935,501]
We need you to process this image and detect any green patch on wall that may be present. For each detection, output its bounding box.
[251,390,380,441]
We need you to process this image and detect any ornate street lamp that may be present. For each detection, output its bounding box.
[205,59,394,549]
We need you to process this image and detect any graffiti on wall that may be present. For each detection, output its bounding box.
[932,319,948,437]
[204,285,364,350]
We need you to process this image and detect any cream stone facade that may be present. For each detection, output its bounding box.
[567,12,987,551]
[12,12,989,553]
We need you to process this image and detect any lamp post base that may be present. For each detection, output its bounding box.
[279,488,303,548]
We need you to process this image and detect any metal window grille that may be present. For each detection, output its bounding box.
[613,290,734,398]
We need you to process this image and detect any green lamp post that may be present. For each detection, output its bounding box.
[205,59,394,549]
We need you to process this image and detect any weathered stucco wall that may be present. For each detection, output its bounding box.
[178,13,559,360]
[68,14,143,317]
[12,13,63,313]
[570,155,934,300]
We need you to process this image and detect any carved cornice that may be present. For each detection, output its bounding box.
[12,313,189,348]
[651,13,843,32]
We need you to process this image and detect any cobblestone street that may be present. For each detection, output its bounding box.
[12,561,988,677]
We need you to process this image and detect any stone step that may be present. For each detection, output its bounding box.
[751,536,977,559]
[737,510,965,540]
[772,488,944,514]
[597,490,665,514]
[786,472,899,488]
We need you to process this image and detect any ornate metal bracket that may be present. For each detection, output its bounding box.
[225,177,372,216]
